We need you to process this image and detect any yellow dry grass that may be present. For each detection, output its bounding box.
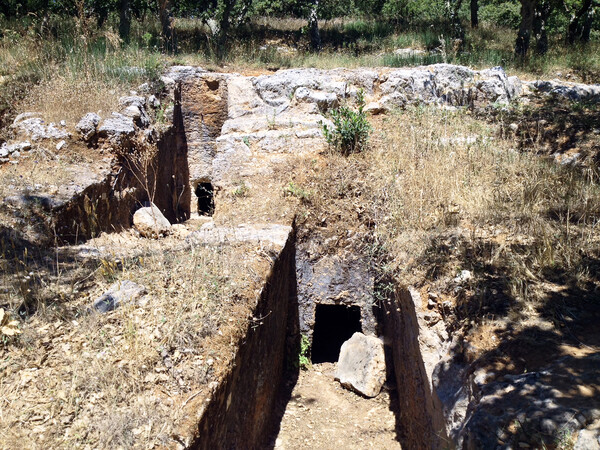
[20,77,121,125]
[368,107,600,293]
[0,227,273,448]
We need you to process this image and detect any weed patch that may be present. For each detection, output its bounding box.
[321,89,371,156]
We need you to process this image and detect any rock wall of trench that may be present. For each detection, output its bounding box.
[296,239,379,341]
[191,228,297,449]
[382,286,449,448]
[51,101,190,242]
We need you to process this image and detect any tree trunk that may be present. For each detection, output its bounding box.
[309,0,321,51]
[515,0,535,58]
[216,0,234,58]
[471,0,479,28]
[97,6,109,28]
[158,0,177,54]
[581,5,595,43]
[534,0,551,55]
[119,0,131,44]
[448,0,465,43]
[568,0,593,44]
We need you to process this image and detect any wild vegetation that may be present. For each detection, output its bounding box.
[1,0,599,134]
[0,0,599,448]
[321,89,372,156]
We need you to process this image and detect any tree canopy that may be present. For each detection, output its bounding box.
[0,0,597,57]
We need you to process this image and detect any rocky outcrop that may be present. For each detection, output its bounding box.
[76,112,101,141]
[335,332,386,398]
[0,141,31,160]
[462,353,600,449]
[529,79,600,102]
[11,112,70,141]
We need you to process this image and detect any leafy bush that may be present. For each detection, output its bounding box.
[479,1,521,28]
[283,181,312,202]
[321,89,372,156]
[299,335,311,370]
[381,0,446,23]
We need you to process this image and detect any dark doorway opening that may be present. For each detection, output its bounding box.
[196,182,214,216]
[311,304,362,363]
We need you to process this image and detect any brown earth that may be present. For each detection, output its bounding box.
[270,363,401,450]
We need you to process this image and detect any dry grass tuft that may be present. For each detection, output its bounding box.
[21,76,121,125]
[368,107,600,292]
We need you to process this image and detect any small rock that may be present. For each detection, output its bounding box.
[540,418,557,435]
[148,95,160,109]
[122,104,150,128]
[160,75,175,87]
[76,113,101,141]
[364,102,386,115]
[56,140,66,151]
[137,82,151,93]
[12,113,69,141]
[335,332,386,398]
[119,95,146,109]
[15,141,31,152]
[574,429,600,450]
[92,280,147,313]
[59,120,66,127]
[423,312,441,325]
[556,152,581,166]
[509,123,519,132]
[133,204,171,238]
[454,270,472,283]
[1,141,31,156]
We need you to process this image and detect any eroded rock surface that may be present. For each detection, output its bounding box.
[11,112,70,141]
[76,112,101,141]
[529,79,600,102]
[168,64,525,210]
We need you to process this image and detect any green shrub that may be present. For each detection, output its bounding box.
[299,335,311,370]
[479,2,521,28]
[283,181,311,202]
[321,89,372,156]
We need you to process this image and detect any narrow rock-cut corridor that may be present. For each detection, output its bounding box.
[271,363,401,449]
